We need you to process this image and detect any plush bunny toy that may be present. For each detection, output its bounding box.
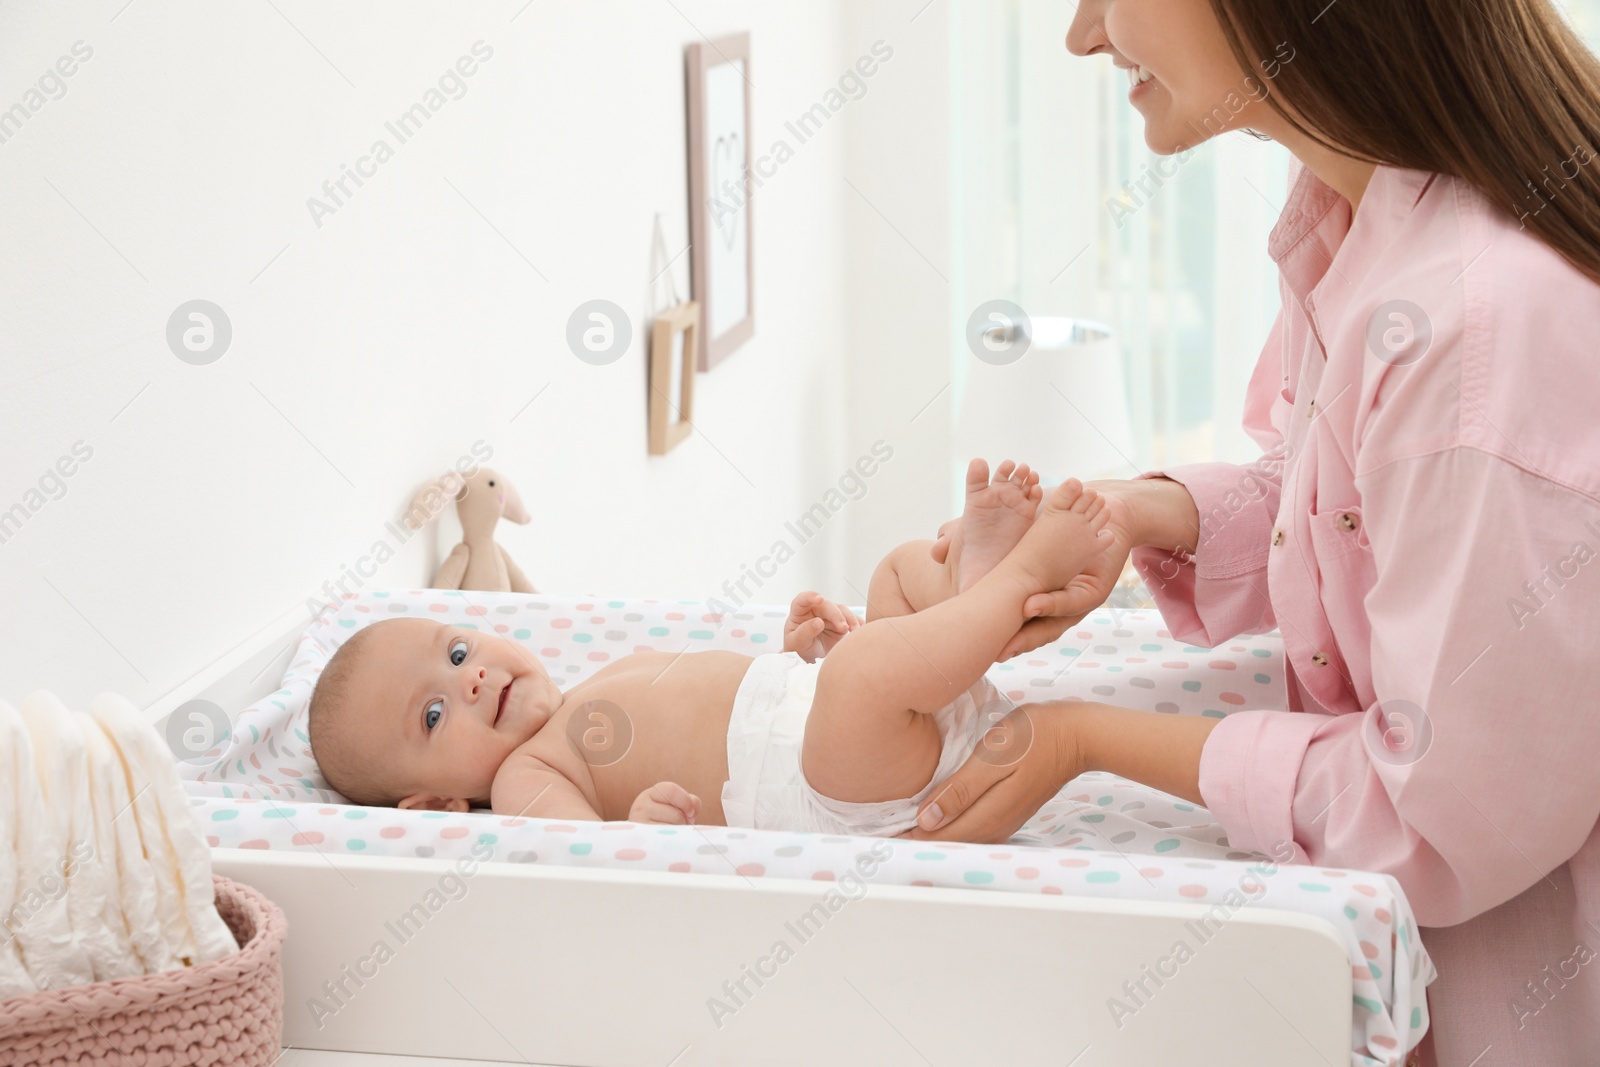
[408,467,538,593]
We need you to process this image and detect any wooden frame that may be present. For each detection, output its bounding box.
[648,300,699,455]
[686,32,755,371]
[145,611,1356,1066]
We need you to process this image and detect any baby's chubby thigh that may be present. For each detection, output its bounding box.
[798,638,944,806]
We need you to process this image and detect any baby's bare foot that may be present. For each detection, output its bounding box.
[1005,479,1112,598]
[958,458,1043,593]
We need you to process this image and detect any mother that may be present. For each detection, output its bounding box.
[915,1,1600,1063]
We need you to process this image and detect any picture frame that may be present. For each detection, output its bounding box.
[685,32,754,371]
[648,300,699,455]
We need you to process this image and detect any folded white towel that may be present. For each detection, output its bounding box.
[2,701,95,990]
[80,713,171,975]
[89,694,236,963]
[18,692,134,983]
[0,702,40,999]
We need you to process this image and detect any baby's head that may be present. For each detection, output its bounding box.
[308,618,560,811]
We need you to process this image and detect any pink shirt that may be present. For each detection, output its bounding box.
[1131,159,1600,1067]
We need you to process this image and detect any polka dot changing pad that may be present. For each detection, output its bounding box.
[178,589,1434,1066]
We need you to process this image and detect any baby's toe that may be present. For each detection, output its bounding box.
[1068,486,1101,515]
[965,458,991,495]
[1049,478,1085,510]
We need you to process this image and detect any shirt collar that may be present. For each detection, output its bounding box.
[1268,159,1438,305]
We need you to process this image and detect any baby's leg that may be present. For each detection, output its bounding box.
[803,480,1109,803]
[862,460,1042,622]
[862,539,958,621]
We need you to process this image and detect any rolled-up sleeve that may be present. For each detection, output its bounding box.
[1131,309,1291,645]
[1199,445,1600,927]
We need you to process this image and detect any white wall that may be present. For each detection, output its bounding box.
[0,0,898,709]
[837,1,956,592]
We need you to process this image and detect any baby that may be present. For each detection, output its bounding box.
[308,462,1107,836]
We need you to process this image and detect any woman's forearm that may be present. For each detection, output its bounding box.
[1089,476,1201,555]
[1065,701,1221,807]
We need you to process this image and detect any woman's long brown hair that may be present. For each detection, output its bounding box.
[1210,0,1600,284]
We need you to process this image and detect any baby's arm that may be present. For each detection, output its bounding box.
[492,756,701,825]
[628,782,701,825]
[492,760,602,820]
[784,592,862,661]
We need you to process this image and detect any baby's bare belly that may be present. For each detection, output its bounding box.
[520,650,754,823]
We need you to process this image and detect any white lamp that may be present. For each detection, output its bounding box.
[956,314,1136,484]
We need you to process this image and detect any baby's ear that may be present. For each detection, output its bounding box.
[397,793,469,813]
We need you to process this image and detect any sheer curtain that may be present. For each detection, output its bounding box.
[949,0,1600,600]
[953,0,1600,474]
[951,0,1285,486]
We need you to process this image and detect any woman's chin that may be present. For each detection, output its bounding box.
[1142,123,1205,157]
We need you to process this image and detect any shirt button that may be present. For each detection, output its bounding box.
[1271,528,1285,546]
[1307,400,1316,419]
[1311,651,1329,667]
[1339,512,1360,532]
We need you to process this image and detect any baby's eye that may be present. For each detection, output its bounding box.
[448,638,469,667]
[424,700,443,731]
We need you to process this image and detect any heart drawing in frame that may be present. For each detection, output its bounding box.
[687,32,755,371]
[711,131,743,252]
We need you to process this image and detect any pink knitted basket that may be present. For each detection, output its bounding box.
[0,876,285,1066]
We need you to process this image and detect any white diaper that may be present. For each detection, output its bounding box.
[721,651,1002,836]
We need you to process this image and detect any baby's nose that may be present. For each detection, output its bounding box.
[464,666,487,701]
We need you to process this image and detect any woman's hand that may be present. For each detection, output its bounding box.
[997,482,1139,658]
[911,702,1089,842]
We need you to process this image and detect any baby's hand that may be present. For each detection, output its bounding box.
[629,782,701,825]
[784,591,862,662]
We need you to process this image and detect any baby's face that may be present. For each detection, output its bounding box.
[344,618,561,809]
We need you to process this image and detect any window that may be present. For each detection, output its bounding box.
[952,0,1600,478]
[949,0,1600,606]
